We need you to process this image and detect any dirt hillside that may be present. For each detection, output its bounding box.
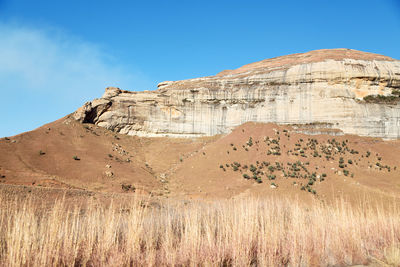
[1,117,399,204]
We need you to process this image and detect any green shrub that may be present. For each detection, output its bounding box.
[250,165,257,173]
[363,94,399,104]
[121,184,136,192]
[392,89,400,96]
[247,137,253,147]
[268,165,275,172]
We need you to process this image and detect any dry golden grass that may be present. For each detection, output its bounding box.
[0,194,399,266]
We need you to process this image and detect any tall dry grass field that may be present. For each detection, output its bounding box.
[0,194,399,266]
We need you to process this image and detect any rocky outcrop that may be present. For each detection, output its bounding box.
[74,49,400,139]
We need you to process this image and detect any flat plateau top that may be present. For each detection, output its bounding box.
[217,48,397,76]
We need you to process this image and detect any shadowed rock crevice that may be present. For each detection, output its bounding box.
[84,101,112,124]
[74,99,112,124]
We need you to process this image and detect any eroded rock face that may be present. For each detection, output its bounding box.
[74,49,400,139]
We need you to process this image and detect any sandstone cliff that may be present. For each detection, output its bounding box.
[74,49,400,139]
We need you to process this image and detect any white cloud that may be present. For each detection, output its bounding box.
[0,22,151,99]
[0,22,152,137]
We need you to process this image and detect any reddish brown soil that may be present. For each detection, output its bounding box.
[1,118,399,204]
[0,116,215,197]
[218,48,396,76]
[169,122,400,205]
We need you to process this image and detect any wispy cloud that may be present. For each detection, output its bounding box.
[0,22,152,137]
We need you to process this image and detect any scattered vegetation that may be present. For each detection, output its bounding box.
[73,155,80,161]
[219,130,396,195]
[363,89,400,104]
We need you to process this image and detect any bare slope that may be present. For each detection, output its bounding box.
[167,122,400,203]
[1,119,399,203]
[0,116,213,195]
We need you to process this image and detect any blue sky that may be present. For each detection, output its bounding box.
[1,0,400,137]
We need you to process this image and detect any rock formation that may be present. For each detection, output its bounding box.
[73,49,400,139]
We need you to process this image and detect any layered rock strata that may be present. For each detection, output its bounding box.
[74,49,400,139]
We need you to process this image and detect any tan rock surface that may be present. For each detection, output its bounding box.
[74,49,400,138]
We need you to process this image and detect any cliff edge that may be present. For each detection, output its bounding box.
[74,49,400,138]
